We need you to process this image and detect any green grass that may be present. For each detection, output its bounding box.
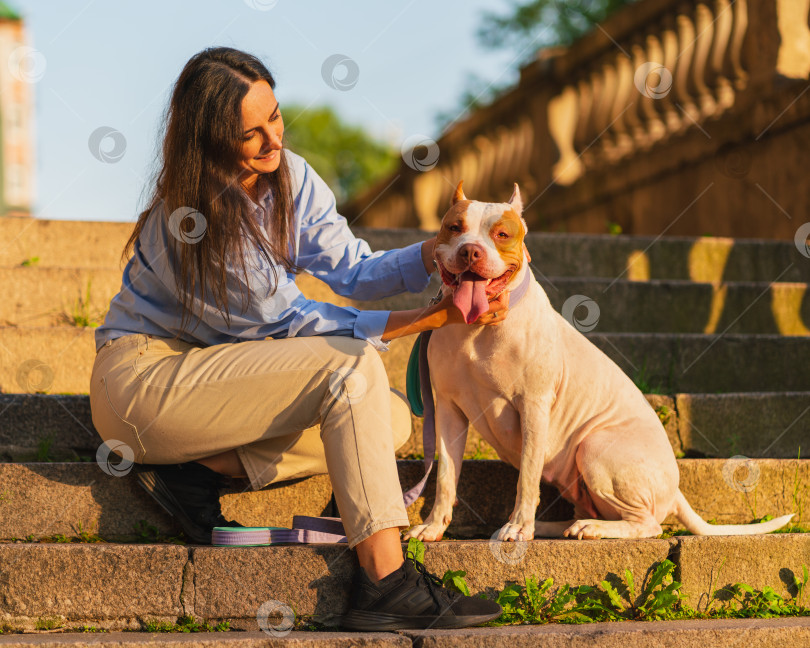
[133,519,186,545]
[406,538,810,626]
[655,405,672,427]
[140,616,230,633]
[67,625,107,633]
[35,435,55,462]
[34,617,62,630]
[632,360,667,395]
[20,256,40,267]
[62,279,105,327]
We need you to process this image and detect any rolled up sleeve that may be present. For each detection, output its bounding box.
[293,155,432,300]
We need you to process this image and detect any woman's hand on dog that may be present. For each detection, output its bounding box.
[434,290,510,327]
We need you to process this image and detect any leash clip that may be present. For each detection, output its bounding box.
[428,286,444,306]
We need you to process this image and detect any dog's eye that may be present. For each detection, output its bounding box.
[448,224,462,232]
[496,231,509,239]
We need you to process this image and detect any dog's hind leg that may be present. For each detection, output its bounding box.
[563,425,679,540]
[402,398,468,542]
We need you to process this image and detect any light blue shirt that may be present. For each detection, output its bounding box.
[95,151,432,353]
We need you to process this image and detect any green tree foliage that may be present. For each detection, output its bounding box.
[478,0,638,55]
[281,104,398,203]
[436,0,637,130]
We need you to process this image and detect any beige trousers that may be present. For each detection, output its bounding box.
[89,333,412,547]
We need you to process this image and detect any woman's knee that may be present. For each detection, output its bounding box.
[325,338,389,400]
[390,388,413,451]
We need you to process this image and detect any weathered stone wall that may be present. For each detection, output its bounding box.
[342,0,810,240]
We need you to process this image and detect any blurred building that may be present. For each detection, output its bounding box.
[0,1,34,217]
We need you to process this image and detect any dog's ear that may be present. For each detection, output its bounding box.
[508,183,523,214]
[452,180,467,206]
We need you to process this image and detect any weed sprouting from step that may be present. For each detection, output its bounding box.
[140,616,230,633]
[633,360,666,395]
[20,256,39,267]
[62,279,105,328]
[655,405,672,427]
[67,625,107,633]
[35,435,55,462]
[133,519,185,544]
[469,438,499,460]
[34,617,62,630]
[403,538,810,626]
[493,577,593,624]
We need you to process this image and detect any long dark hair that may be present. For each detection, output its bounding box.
[122,46,297,338]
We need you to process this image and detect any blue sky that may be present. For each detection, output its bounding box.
[9,0,521,222]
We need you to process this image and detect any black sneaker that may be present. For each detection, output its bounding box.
[136,461,243,544]
[341,556,502,630]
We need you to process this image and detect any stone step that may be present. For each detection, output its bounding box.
[586,332,810,393]
[0,619,809,647]
[0,459,805,541]
[2,327,808,395]
[403,619,810,648]
[0,631,408,647]
[0,534,807,631]
[2,392,807,461]
[5,264,810,335]
[1,219,807,282]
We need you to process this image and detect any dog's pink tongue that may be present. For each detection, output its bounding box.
[453,271,489,324]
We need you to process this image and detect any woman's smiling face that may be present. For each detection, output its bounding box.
[238,79,284,184]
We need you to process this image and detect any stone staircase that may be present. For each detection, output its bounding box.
[0,219,809,644]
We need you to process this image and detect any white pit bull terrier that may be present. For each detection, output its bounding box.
[404,181,793,542]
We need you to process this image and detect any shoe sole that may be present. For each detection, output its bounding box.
[136,469,211,545]
[340,609,502,631]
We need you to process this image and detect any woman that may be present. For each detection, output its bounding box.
[89,46,507,631]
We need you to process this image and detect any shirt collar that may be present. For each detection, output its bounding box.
[253,174,274,231]
[256,173,272,208]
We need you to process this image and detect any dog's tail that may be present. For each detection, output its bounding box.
[673,490,794,536]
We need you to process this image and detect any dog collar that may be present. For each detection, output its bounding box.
[506,265,531,307]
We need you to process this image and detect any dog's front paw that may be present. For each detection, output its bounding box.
[402,521,448,542]
[495,520,535,542]
[563,519,604,540]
